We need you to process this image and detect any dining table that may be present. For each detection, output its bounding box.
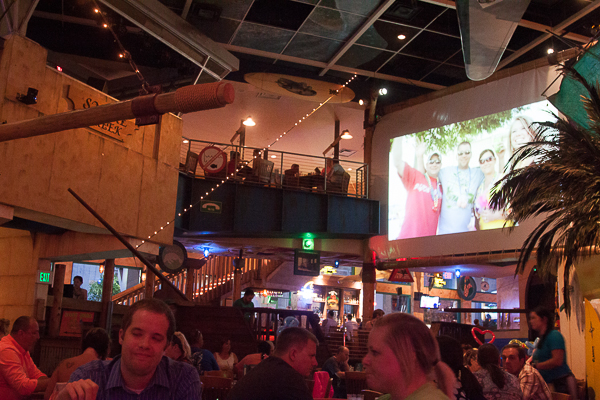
[298,173,325,190]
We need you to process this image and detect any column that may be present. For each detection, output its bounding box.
[100,259,115,329]
[48,263,66,338]
[362,262,376,325]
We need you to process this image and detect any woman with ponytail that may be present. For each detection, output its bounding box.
[436,336,485,400]
[473,344,522,399]
[362,313,456,400]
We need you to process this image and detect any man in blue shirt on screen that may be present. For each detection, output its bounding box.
[53,299,200,400]
[437,141,483,234]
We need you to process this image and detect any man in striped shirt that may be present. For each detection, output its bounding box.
[54,299,200,400]
[502,344,551,400]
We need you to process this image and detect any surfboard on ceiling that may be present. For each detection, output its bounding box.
[245,72,355,103]
[456,0,531,81]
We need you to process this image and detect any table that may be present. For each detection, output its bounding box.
[299,174,324,190]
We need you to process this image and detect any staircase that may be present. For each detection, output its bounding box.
[112,256,283,305]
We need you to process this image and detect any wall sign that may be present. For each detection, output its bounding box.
[199,146,226,173]
[457,276,477,300]
[66,85,136,141]
[388,268,414,282]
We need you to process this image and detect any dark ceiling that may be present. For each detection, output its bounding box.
[27,0,600,107]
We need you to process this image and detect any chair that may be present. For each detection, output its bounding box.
[200,376,233,400]
[246,158,274,184]
[328,170,350,193]
[345,371,368,395]
[184,151,199,175]
[204,370,230,378]
[550,393,571,400]
[284,164,300,187]
[362,389,385,400]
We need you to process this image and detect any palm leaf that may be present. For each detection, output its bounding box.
[489,63,600,315]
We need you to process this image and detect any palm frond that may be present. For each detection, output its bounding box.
[489,63,600,315]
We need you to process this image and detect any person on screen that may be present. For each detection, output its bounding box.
[438,141,483,234]
[502,116,536,171]
[392,139,443,239]
[474,149,512,230]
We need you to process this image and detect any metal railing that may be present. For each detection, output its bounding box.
[180,138,368,198]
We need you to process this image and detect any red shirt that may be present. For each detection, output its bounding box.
[398,163,442,239]
[0,335,46,399]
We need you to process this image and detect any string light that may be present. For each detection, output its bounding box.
[134,75,357,248]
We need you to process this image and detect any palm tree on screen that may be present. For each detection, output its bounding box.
[489,60,600,315]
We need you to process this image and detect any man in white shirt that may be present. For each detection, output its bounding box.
[343,314,359,341]
[321,311,337,334]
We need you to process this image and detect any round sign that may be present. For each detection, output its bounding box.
[158,240,187,273]
[481,280,490,292]
[457,276,477,300]
[199,146,226,173]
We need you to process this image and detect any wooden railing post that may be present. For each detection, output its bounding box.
[185,268,195,301]
[100,259,115,330]
[49,263,66,338]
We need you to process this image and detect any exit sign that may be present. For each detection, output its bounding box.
[37,271,51,284]
[302,238,314,250]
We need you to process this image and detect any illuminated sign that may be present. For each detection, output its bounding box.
[37,271,51,284]
[320,266,337,275]
[302,238,314,250]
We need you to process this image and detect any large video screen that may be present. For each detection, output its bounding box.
[388,100,557,240]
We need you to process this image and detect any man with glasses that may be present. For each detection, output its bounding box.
[0,316,49,399]
[437,141,483,234]
[392,139,443,239]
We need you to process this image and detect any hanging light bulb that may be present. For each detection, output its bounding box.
[99,263,105,274]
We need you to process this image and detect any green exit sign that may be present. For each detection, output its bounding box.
[302,238,314,250]
[38,272,51,283]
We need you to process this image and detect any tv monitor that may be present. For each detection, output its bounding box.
[420,295,440,309]
[388,100,558,240]
[294,249,320,276]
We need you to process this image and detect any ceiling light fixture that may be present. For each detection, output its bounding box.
[340,129,353,140]
[547,48,554,54]
[379,88,388,96]
[243,116,256,126]
[182,139,189,144]
[270,155,277,159]
[358,99,364,106]
[398,34,406,40]
[323,129,352,155]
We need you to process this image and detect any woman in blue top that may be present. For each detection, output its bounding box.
[530,307,578,399]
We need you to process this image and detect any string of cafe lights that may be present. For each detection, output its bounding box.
[91,1,151,93]
[134,74,358,249]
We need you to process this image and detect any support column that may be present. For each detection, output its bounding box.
[232,250,244,303]
[362,262,376,325]
[185,268,195,301]
[144,267,155,299]
[100,259,115,330]
[49,263,66,338]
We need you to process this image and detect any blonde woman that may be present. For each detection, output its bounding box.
[363,313,456,400]
[164,331,192,364]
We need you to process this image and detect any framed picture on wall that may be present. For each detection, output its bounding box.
[294,249,320,276]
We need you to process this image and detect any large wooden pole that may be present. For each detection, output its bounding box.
[144,268,155,299]
[49,263,66,338]
[362,262,376,325]
[0,82,234,143]
[185,269,195,301]
[100,259,115,330]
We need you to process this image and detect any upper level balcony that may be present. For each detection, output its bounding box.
[176,139,379,238]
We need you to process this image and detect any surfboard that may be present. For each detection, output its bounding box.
[585,299,600,398]
[244,72,355,103]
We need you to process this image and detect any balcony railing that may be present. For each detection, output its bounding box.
[180,138,368,198]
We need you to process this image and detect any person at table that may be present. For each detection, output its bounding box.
[234,340,273,378]
[322,345,350,398]
[473,344,523,400]
[362,313,456,400]
[321,310,337,333]
[436,335,485,400]
[227,327,317,400]
[343,313,359,341]
[437,141,484,234]
[502,343,551,400]
[72,276,87,301]
[464,349,481,373]
[214,338,238,378]
[321,157,344,179]
[391,138,443,239]
[0,316,49,400]
[53,298,200,400]
[529,307,578,398]
[365,309,385,330]
[44,328,110,399]
[165,331,193,364]
[189,329,220,375]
